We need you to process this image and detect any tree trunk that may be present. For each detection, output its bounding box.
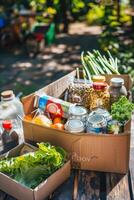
[130,0,134,30]
[60,0,68,33]
[117,0,120,22]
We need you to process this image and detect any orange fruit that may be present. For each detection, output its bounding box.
[24,114,33,121]
[51,123,64,130]
[53,117,62,124]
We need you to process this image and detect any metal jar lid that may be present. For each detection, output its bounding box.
[87,114,106,126]
[65,119,85,133]
[69,105,87,116]
[110,78,124,87]
[92,75,106,82]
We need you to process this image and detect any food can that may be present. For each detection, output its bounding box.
[65,119,85,134]
[68,105,88,124]
[86,114,107,134]
[90,108,112,122]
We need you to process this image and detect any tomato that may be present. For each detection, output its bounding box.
[53,117,62,124]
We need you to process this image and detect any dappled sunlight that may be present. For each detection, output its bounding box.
[12,62,33,69]
[0,23,100,95]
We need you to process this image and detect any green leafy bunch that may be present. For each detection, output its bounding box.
[111,96,134,123]
[0,143,67,189]
[81,49,119,82]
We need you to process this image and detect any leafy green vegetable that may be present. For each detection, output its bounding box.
[111,96,134,123]
[0,143,67,189]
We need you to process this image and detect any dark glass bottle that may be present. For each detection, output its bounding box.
[1,120,19,154]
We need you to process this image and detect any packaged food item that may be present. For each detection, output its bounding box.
[65,119,85,134]
[68,80,92,105]
[35,94,73,118]
[32,115,52,127]
[68,105,88,124]
[90,108,112,122]
[86,114,107,134]
[107,120,122,134]
[1,120,19,154]
[87,82,110,110]
[109,77,127,105]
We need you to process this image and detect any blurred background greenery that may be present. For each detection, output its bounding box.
[0,0,134,95]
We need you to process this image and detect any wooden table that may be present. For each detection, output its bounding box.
[0,120,134,200]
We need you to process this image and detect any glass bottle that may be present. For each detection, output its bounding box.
[1,120,19,154]
[0,90,24,130]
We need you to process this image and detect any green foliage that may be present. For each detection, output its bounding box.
[72,0,85,13]
[111,96,134,123]
[86,3,105,25]
[0,143,67,189]
[98,3,134,87]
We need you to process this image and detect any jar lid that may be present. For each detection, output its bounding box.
[93,82,107,90]
[87,114,105,125]
[69,105,87,116]
[110,78,124,87]
[1,90,14,100]
[65,119,84,133]
[92,75,106,82]
[2,120,12,130]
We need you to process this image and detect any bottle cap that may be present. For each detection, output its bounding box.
[93,82,107,90]
[2,120,13,130]
[1,90,14,100]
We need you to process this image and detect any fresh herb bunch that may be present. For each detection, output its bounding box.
[0,143,67,189]
[81,49,120,81]
[111,96,134,123]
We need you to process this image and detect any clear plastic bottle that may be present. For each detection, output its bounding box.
[1,120,19,154]
[0,90,24,130]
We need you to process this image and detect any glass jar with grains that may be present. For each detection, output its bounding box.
[89,82,110,110]
[68,81,91,105]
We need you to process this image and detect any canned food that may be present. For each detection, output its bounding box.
[90,108,112,122]
[68,105,88,124]
[86,114,107,134]
[65,119,85,134]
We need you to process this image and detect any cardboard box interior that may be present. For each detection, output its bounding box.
[0,143,71,200]
[22,70,132,173]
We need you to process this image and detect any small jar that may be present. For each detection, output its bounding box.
[109,78,127,105]
[65,119,85,134]
[86,114,107,134]
[68,105,88,124]
[89,82,110,110]
[90,108,112,122]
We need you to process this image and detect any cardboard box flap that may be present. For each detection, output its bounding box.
[0,171,34,200]
[22,70,76,115]
[34,161,70,200]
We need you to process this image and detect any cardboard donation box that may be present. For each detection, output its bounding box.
[0,143,71,200]
[22,70,132,173]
